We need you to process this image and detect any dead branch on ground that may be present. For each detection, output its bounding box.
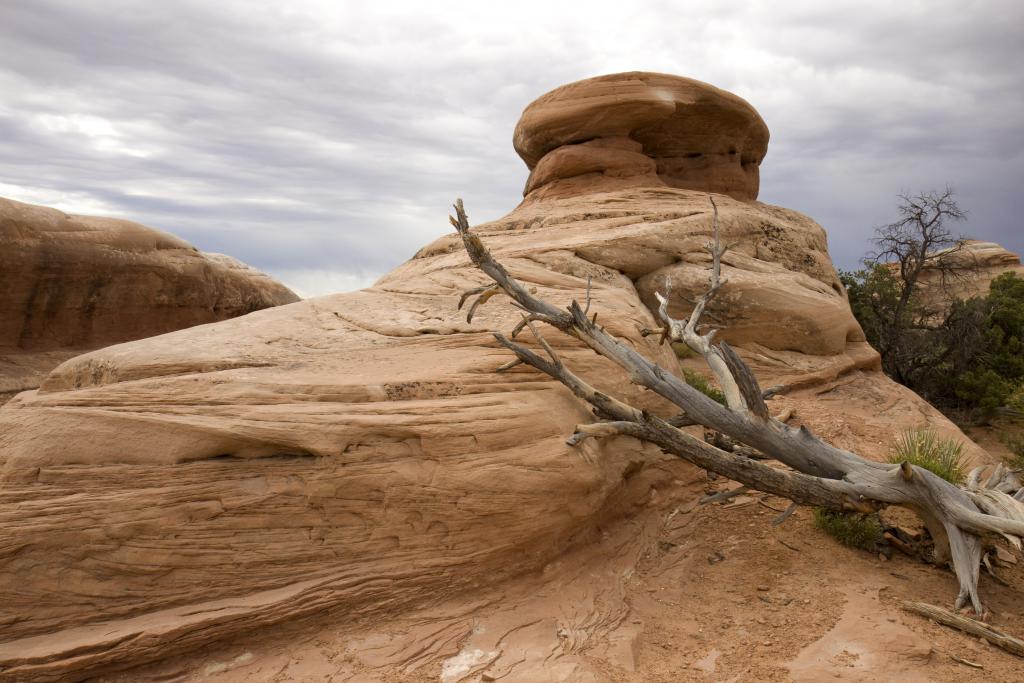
[901,601,1024,657]
[450,197,1024,615]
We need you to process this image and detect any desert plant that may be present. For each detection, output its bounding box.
[813,508,883,551]
[681,367,726,405]
[887,428,967,485]
[1009,384,1024,413]
[858,188,969,385]
[844,265,1024,420]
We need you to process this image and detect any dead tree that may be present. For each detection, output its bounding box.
[864,188,974,385]
[450,197,1024,615]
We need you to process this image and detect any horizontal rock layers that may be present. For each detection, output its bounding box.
[0,73,978,681]
[515,72,769,202]
[0,198,689,680]
[0,197,299,401]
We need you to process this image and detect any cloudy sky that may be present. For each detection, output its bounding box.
[2,1,1021,297]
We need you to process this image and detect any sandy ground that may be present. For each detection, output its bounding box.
[91,373,1024,682]
[966,419,1023,467]
[99,469,1024,683]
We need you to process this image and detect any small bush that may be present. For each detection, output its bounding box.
[813,508,883,551]
[682,367,726,405]
[887,428,967,485]
[1009,384,1024,413]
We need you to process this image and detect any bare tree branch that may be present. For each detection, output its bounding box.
[449,197,1024,614]
[902,601,1024,657]
[718,341,770,420]
[860,188,975,385]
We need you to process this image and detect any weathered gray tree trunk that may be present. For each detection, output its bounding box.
[450,197,1024,615]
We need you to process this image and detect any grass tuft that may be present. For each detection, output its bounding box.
[681,368,726,405]
[887,428,967,485]
[813,509,883,551]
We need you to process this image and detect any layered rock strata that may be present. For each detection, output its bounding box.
[515,72,769,202]
[0,197,299,401]
[0,73,978,682]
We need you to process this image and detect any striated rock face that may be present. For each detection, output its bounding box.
[0,197,299,401]
[0,196,299,351]
[515,72,769,202]
[0,74,979,681]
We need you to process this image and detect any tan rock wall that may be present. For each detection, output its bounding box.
[0,196,299,353]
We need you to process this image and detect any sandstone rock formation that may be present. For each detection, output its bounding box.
[0,197,300,402]
[0,74,986,682]
[515,72,769,202]
[917,239,1024,304]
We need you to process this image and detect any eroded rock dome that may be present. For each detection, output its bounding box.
[514,72,769,201]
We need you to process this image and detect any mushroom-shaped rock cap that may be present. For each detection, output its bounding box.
[514,72,769,201]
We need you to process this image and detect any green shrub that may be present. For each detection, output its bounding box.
[842,268,1024,420]
[681,367,726,405]
[1009,384,1024,413]
[887,428,967,485]
[953,368,1014,415]
[813,508,883,551]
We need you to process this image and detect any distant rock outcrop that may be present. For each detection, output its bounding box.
[0,197,299,401]
[917,239,1024,304]
[0,74,983,682]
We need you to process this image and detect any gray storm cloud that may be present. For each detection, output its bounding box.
[1,0,1021,296]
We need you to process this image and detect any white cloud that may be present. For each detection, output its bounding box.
[270,268,379,299]
[30,113,159,157]
[0,182,119,216]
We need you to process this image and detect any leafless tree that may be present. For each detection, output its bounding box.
[451,197,1023,616]
[865,188,973,382]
